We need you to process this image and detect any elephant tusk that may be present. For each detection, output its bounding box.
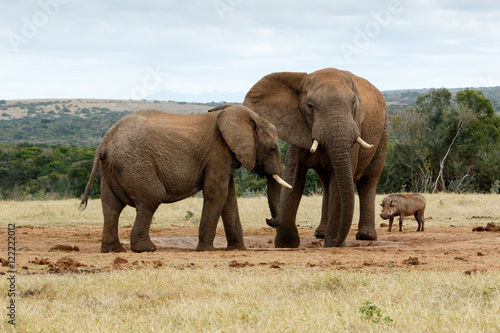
[357,137,374,149]
[272,174,293,189]
[310,139,319,153]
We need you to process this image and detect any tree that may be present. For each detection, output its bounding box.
[432,103,474,193]
[381,88,500,193]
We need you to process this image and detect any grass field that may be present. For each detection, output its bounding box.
[1,193,500,332]
[4,268,500,332]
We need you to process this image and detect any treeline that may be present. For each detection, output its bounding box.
[0,88,499,200]
[0,141,321,200]
[379,88,500,194]
[0,144,98,200]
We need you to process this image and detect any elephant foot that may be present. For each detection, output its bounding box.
[314,228,326,239]
[195,243,217,251]
[101,242,126,253]
[130,239,157,253]
[275,231,300,248]
[356,229,377,241]
[324,241,346,248]
[226,243,247,251]
[266,218,280,228]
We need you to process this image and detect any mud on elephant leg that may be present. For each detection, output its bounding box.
[130,204,158,253]
[100,178,126,253]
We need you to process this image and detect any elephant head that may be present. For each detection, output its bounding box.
[244,68,373,246]
[215,105,291,189]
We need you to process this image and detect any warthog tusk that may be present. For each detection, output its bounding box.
[357,137,374,149]
[310,139,319,153]
[272,174,292,189]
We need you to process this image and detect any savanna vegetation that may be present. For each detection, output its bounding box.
[1,88,499,200]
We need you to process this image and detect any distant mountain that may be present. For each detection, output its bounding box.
[145,86,500,112]
[145,90,246,104]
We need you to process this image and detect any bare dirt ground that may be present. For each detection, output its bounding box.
[5,222,500,275]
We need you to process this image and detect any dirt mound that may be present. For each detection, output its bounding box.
[472,222,500,232]
[30,256,88,272]
[50,245,80,252]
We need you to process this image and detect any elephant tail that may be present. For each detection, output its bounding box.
[80,145,103,211]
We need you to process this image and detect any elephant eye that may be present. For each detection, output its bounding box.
[306,103,314,112]
[270,147,277,154]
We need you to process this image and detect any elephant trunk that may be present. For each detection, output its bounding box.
[265,174,282,227]
[321,120,356,247]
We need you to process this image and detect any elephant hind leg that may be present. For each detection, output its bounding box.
[130,203,158,253]
[101,175,126,253]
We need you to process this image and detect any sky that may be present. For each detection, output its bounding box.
[1,0,499,102]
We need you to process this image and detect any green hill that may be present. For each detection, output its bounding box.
[382,86,500,114]
[0,99,219,146]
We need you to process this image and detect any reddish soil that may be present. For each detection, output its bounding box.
[4,224,500,275]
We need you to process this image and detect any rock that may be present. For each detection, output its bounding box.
[403,257,420,265]
[113,257,129,265]
[49,245,80,252]
[0,258,9,267]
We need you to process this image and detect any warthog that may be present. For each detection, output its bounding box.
[380,194,426,232]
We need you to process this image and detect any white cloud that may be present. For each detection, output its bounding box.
[0,0,499,100]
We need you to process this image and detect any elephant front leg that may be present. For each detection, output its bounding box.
[221,178,246,251]
[275,147,307,248]
[313,167,331,239]
[196,178,230,251]
[355,179,378,241]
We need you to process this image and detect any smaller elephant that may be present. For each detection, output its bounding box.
[380,194,426,232]
[80,105,291,253]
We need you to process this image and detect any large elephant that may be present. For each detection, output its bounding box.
[80,105,291,253]
[243,68,388,248]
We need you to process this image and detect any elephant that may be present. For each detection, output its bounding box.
[80,105,291,253]
[243,68,389,248]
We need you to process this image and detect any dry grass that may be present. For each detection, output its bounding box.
[1,193,498,228]
[1,193,499,332]
[2,267,499,332]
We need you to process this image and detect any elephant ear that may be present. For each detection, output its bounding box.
[244,72,312,150]
[217,106,256,170]
[347,71,364,125]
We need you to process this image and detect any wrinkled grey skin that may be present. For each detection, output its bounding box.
[80,105,285,253]
[243,68,389,248]
[380,194,426,232]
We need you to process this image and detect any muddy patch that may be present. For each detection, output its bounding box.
[138,236,409,250]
